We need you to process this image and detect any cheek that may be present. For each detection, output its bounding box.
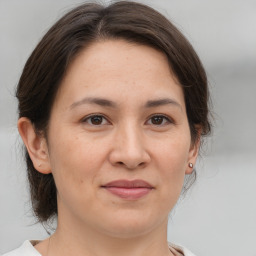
[48,132,100,195]
[154,133,191,204]
[155,131,190,173]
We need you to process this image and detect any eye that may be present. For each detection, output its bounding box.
[82,115,109,126]
[146,115,172,126]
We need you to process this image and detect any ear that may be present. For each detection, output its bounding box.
[17,117,51,174]
[185,130,201,175]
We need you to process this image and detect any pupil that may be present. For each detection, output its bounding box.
[91,116,102,125]
[152,116,163,125]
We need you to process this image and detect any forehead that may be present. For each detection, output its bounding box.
[54,39,185,109]
[66,39,171,77]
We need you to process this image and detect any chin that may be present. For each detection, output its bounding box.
[99,210,168,239]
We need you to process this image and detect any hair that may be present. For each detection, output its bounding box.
[16,1,211,223]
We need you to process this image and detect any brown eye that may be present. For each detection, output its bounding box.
[83,115,109,125]
[90,116,103,125]
[147,115,171,126]
[151,116,164,125]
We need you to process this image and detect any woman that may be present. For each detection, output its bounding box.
[4,1,211,256]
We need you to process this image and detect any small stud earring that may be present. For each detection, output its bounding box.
[189,163,193,168]
[38,163,42,167]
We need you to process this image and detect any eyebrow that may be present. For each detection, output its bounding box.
[69,97,182,110]
[70,97,117,109]
[145,98,182,109]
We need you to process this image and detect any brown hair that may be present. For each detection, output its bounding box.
[16,1,211,222]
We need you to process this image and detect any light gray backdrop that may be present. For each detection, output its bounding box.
[0,0,256,255]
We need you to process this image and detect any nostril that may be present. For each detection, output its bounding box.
[114,160,145,169]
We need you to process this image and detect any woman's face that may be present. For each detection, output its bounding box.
[44,40,199,238]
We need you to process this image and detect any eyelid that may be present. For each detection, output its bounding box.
[145,114,175,125]
[80,113,175,126]
[81,113,111,125]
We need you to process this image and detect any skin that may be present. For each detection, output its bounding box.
[18,40,200,256]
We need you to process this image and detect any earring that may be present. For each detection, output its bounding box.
[189,163,193,168]
[38,163,42,167]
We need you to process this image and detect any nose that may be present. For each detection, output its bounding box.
[109,123,151,170]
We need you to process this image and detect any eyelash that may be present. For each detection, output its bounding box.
[81,114,174,126]
[146,114,174,126]
[82,114,110,126]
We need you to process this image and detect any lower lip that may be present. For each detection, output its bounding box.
[103,187,152,200]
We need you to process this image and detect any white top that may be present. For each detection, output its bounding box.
[2,240,196,256]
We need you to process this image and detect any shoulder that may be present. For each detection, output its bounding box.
[2,241,41,256]
[169,243,197,256]
[3,240,196,256]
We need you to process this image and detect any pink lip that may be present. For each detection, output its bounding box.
[102,179,154,200]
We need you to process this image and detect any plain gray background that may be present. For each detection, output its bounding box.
[0,0,256,255]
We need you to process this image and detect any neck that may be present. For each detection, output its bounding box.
[47,216,173,256]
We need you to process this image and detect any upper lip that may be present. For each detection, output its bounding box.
[102,179,154,188]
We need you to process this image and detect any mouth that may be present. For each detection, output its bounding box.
[101,179,154,200]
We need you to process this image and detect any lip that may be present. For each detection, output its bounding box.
[101,179,154,200]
